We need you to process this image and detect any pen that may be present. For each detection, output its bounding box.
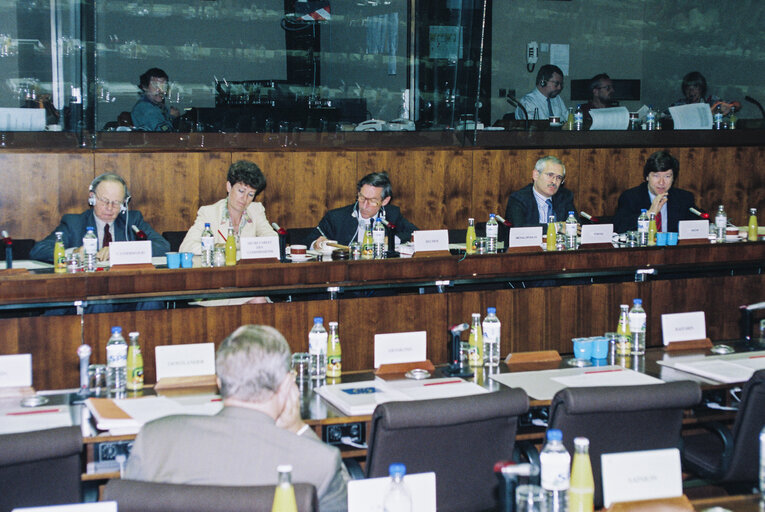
[218,229,227,242]
[423,379,463,386]
[7,408,62,416]
[584,369,623,375]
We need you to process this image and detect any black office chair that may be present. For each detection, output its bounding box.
[161,231,187,252]
[0,426,83,512]
[547,381,701,509]
[365,388,529,512]
[682,369,765,493]
[102,479,318,512]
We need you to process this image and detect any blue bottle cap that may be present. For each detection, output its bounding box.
[489,213,495,218]
[641,209,647,213]
[633,299,642,305]
[388,463,406,477]
[568,211,574,216]
[546,429,563,441]
[487,307,496,314]
[313,316,323,323]
[111,326,122,334]
[86,226,94,231]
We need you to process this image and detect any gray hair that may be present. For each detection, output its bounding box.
[216,325,291,402]
[534,155,566,176]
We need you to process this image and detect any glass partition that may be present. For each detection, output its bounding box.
[0,0,762,149]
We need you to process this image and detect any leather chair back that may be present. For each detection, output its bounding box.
[723,369,765,482]
[365,388,529,512]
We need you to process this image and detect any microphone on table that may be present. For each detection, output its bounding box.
[494,461,540,512]
[271,223,288,262]
[444,323,473,378]
[506,95,529,131]
[130,225,148,240]
[378,218,400,258]
[2,230,12,269]
[689,207,710,220]
[579,211,599,224]
[77,344,92,396]
[745,96,765,119]
[739,301,765,342]
[494,214,512,227]
[271,222,287,236]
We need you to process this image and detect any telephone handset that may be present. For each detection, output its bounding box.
[526,41,538,73]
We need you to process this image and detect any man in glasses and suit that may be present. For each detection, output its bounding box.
[505,156,577,228]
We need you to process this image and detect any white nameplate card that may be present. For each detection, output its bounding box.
[508,226,543,248]
[155,343,216,380]
[12,503,118,512]
[240,236,280,259]
[413,230,449,252]
[661,311,707,345]
[678,220,709,240]
[601,448,682,507]
[0,354,32,387]
[109,240,152,265]
[374,331,427,368]
[580,223,614,244]
[347,472,436,512]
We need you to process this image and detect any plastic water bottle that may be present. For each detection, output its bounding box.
[637,209,649,246]
[373,216,386,259]
[83,226,98,272]
[715,205,727,242]
[541,429,571,512]
[486,214,499,254]
[308,317,327,380]
[759,426,765,494]
[565,212,578,250]
[482,307,501,367]
[272,464,298,512]
[106,326,127,394]
[201,222,214,267]
[628,299,646,355]
[574,105,584,131]
[645,106,656,131]
[383,463,412,512]
[713,104,724,130]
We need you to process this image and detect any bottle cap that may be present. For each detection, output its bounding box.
[472,313,481,318]
[329,321,338,327]
[546,428,562,441]
[277,464,293,473]
[641,209,647,213]
[128,331,140,339]
[388,463,406,477]
[574,437,590,448]
[111,326,122,334]
[489,213,495,218]
[313,316,323,323]
[86,226,94,231]
[633,299,642,305]
[487,307,496,314]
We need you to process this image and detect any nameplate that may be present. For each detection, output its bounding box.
[347,472,436,512]
[155,343,216,380]
[109,241,152,265]
[661,311,707,345]
[509,226,543,247]
[12,503,118,512]
[581,223,614,244]
[374,331,427,369]
[413,230,449,252]
[678,220,709,240]
[0,354,32,387]
[601,448,682,507]
[240,236,280,259]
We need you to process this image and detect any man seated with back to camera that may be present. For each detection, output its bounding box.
[515,64,568,120]
[505,155,577,227]
[613,150,699,233]
[30,172,169,313]
[305,171,418,251]
[125,324,349,512]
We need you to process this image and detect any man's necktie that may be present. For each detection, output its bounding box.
[546,199,555,222]
[655,211,662,232]
[103,224,112,248]
[547,97,554,117]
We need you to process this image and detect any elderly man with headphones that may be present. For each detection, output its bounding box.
[30,173,170,263]
[515,64,568,120]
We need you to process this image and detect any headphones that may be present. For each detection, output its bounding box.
[88,173,131,214]
[539,79,547,87]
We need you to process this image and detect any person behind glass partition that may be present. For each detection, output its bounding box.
[515,64,568,120]
[131,67,180,131]
[670,71,740,115]
[580,73,615,123]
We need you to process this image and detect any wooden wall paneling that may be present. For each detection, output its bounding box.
[446,289,516,358]
[471,150,508,218]
[716,146,765,224]
[0,153,93,240]
[93,152,230,235]
[338,294,448,370]
[271,300,338,355]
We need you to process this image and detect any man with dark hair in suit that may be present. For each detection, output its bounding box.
[30,172,169,263]
[613,150,699,233]
[125,325,349,512]
[305,171,418,250]
[505,156,576,227]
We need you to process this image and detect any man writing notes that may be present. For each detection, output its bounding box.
[305,171,418,250]
[30,172,169,263]
[125,325,349,512]
[613,150,699,233]
[505,156,576,227]
[515,64,568,120]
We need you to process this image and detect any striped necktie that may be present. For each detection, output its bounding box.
[103,224,112,248]
[547,97,554,117]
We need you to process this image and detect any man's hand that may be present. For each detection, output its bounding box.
[169,106,181,118]
[312,236,328,251]
[96,246,110,262]
[275,378,307,434]
[649,193,668,215]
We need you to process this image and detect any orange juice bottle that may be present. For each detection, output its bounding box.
[569,437,594,512]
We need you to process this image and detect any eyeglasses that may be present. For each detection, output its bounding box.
[357,193,382,207]
[94,194,124,209]
[547,79,564,88]
[542,172,565,184]
[595,85,614,91]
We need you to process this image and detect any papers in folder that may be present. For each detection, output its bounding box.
[589,106,629,130]
[315,377,488,416]
[658,351,765,383]
[668,103,713,130]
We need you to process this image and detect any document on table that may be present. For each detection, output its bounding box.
[490,366,662,401]
[658,351,765,383]
[668,103,713,130]
[589,107,629,130]
[0,404,73,434]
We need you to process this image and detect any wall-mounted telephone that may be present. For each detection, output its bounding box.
[526,41,538,72]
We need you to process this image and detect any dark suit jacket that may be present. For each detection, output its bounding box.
[30,209,170,263]
[613,182,697,233]
[305,203,418,247]
[505,183,576,227]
